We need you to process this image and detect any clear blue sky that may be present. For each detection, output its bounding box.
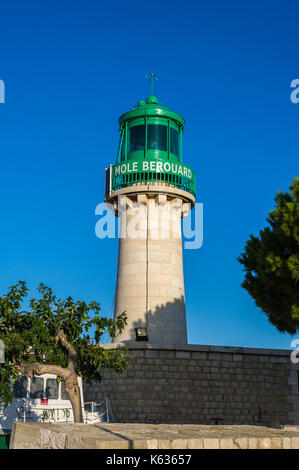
[0,0,298,349]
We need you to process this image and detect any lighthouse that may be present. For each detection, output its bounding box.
[105,77,196,345]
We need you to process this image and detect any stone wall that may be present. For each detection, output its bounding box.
[84,343,299,426]
[10,422,299,449]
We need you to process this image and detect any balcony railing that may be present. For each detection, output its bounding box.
[108,162,196,197]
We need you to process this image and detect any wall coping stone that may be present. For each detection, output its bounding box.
[10,422,299,449]
[100,342,293,357]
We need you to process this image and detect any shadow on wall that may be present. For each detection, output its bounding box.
[131,296,187,345]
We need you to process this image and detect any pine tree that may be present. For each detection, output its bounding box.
[238,178,299,334]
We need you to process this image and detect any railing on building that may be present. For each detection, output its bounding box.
[14,397,115,424]
[110,167,196,197]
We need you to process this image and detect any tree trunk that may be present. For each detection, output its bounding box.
[64,374,83,423]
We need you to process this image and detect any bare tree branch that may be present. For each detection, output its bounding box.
[16,362,66,379]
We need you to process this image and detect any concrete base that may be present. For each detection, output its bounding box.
[9,422,299,449]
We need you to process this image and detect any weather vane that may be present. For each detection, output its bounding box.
[145,72,158,96]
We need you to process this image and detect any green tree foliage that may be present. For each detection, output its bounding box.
[238,178,299,334]
[0,281,128,421]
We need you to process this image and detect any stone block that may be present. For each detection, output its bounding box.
[187,439,204,449]
[233,354,243,362]
[291,437,299,449]
[259,356,269,363]
[145,350,160,358]
[65,434,85,449]
[147,439,158,449]
[96,439,130,449]
[234,438,248,449]
[171,439,188,449]
[133,440,149,449]
[175,351,191,359]
[270,356,289,364]
[39,429,51,446]
[132,350,145,358]
[208,353,220,360]
[219,439,238,449]
[191,352,208,360]
[270,438,282,449]
[203,438,220,449]
[248,438,258,449]
[282,437,291,449]
[48,431,66,449]
[158,439,172,449]
[257,438,272,449]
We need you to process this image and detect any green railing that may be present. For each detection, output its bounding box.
[110,160,196,197]
[0,434,10,449]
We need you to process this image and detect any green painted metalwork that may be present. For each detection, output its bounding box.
[108,92,196,198]
[0,434,9,449]
[118,97,185,129]
[111,159,195,196]
[145,72,158,96]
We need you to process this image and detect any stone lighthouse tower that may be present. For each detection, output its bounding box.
[105,78,195,345]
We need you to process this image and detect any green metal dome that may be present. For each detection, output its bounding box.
[118,95,185,129]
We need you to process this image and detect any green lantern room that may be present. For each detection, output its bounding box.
[117,95,184,165]
[104,79,195,201]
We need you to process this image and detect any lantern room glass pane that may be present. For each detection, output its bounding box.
[170,128,179,156]
[147,124,167,151]
[130,125,145,152]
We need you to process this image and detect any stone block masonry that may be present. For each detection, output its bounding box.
[84,343,299,426]
[9,422,299,449]
[112,191,190,345]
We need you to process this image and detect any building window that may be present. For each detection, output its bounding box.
[61,381,69,400]
[13,376,27,399]
[147,124,167,151]
[130,125,145,152]
[45,378,59,399]
[29,377,44,399]
[170,128,179,156]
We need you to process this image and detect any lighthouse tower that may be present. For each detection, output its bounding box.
[105,77,195,345]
